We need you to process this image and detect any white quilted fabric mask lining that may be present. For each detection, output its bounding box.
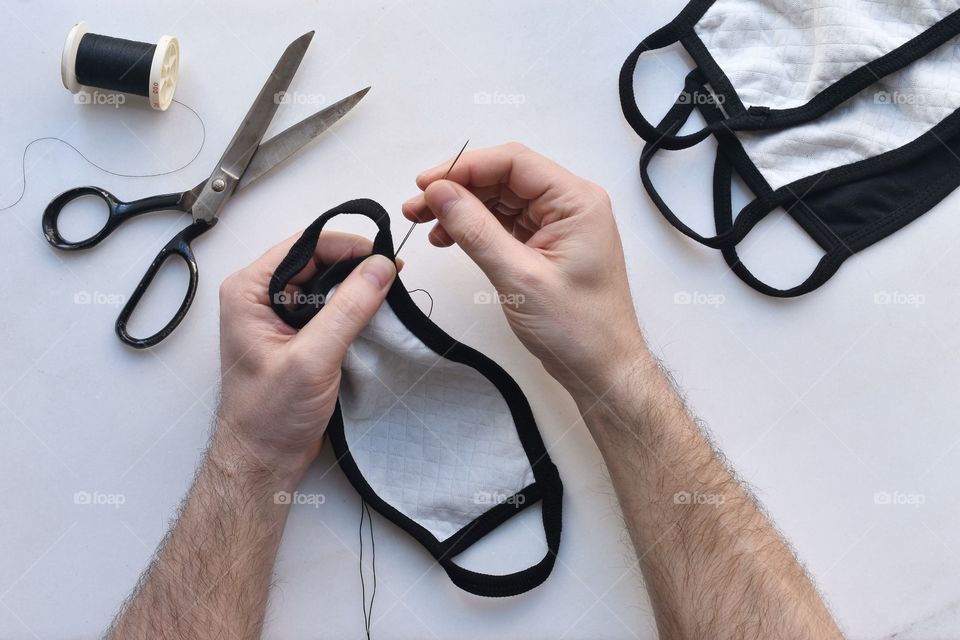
[697,0,960,188]
[338,285,536,542]
[694,0,960,111]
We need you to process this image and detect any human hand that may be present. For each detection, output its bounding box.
[213,232,397,485]
[402,142,647,404]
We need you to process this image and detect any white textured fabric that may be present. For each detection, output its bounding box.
[742,36,960,189]
[695,0,960,189]
[338,294,535,542]
[695,0,960,110]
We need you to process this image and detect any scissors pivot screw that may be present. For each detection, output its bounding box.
[211,178,226,192]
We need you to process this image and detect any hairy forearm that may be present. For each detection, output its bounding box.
[107,427,297,640]
[575,349,842,640]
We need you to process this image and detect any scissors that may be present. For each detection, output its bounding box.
[42,31,369,349]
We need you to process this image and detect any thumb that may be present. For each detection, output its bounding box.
[424,180,534,281]
[293,254,396,361]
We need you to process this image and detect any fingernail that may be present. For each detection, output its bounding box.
[427,181,460,215]
[401,198,421,221]
[360,254,396,290]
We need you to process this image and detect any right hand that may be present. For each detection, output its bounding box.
[402,142,648,402]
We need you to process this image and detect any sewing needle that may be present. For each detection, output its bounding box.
[395,139,470,257]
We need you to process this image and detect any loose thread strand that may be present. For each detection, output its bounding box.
[0,98,205,211]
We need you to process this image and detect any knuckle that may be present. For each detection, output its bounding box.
[575,181,613,215]
[503,141,529,155]
[590,185,613,210]
[219,273,241,303]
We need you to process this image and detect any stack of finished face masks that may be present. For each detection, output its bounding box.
[621,0,960,296]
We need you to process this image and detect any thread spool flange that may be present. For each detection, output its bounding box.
[148,35,179,110]
[60,21,88,94]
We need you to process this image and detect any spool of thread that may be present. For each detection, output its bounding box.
[61,21,179,111]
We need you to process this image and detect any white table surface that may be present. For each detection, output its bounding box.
[2,1,959,638]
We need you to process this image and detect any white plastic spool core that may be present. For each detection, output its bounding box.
[149,35,179,111]
[60,21,180,111]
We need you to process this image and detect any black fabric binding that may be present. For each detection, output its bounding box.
[622,1,960,297]
[269,199,563,597]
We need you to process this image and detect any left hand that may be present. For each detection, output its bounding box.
[214,231,397,485]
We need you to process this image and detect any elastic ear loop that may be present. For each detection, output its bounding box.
[639,71,769,249]
[268,198,394,327]
[619,22,720,151]
[437,464,563,598]
[712,153,850,297]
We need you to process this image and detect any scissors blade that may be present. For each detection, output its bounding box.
[192,31,314,222]
[237,86,370,192]
[218,31,313,178]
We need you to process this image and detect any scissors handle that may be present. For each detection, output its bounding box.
[115,219,215,349]
[42,186,188,251]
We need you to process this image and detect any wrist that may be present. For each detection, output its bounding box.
[564,330,653,407]
[208,418,312,492]
[569,336,678,440]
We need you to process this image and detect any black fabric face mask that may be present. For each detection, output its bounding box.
[268,199,563,597]
[620,0,960,297]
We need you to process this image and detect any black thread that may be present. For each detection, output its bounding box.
[75,33,155,97]
[359,500,377,640]
[356,289,431,638]
[0,99,205,212]
[406,288,435,318]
